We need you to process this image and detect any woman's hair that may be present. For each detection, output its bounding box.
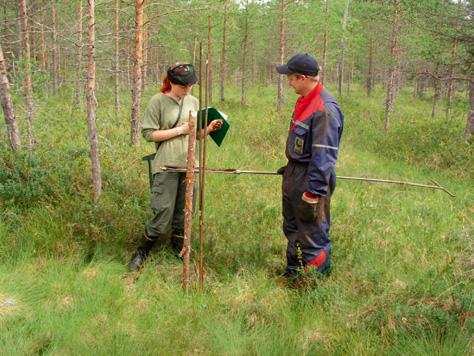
[160,75,172,93]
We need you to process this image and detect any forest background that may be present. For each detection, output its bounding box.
[0,0,473,354]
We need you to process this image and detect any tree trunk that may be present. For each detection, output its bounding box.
[465,79,474,139]
[338,0,350,97]
[86,0,102,203]
[114,0,120,116]
[446,38,458,119]
[252,44,257,86]
[366,33,374,96]
[15,1,22,62]
[75,0,83,106]
[30,0,36,63]
[39,5,46,71]
[18,0,34,147]
[141,28,148,90]
[321,0,329,84]
[277,0,285,112]
[431,65,441,118]
[126,35,131,87]
[219,1,228,102]
[240,8,248,107]
[51,2,58,93]
[346,59,353,96]
[383,0,400,133]
[0,44,21,151]
[131,0,144,146]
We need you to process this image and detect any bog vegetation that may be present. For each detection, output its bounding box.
[1,0,473,354]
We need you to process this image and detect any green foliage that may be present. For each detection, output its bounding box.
[0,81,472,354]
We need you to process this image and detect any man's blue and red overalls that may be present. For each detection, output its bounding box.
[282,82,344,275]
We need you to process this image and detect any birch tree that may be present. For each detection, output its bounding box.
[383,0,400,133]
[0,44,20,151]
[86,0,102,203]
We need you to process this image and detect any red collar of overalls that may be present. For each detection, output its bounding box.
[291,82,323,131]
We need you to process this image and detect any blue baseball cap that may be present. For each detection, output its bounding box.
[276,53,319,76]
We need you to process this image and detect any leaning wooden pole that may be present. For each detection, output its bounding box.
[181,112,197,291]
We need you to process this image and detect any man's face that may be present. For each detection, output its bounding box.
[287,74,306,95]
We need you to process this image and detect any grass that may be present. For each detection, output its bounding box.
[0,82,472,355]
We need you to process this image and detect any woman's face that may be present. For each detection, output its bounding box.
[170,82,193,98]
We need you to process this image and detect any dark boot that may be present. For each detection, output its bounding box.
[170,230,184,256]
[128,233,157,272]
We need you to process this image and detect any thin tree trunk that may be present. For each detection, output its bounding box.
[431,65,441,118]
[75,0,83,106]
[39,5,46,71]
[219,1,228,102]
[338,0,350,97]
[16,1,22,62]
[252,44,257,86]
[181,112,197,291]
[131,0,144,146]
[383,0,400,133]
[321,0,329,84]
[241,8,248,107]
[466,79,474,139]
[86,0,102,203]
[18,0,34,147]
[346,59,353,96]
[51,2,58,93]
[446,38,458,119]
[277,0,285,112]
[114,0,120,116]
[366,33,374,96]
[142,27,147,90]
[30,0,36,63]
[126,35,131,87]
[0,44,21,151]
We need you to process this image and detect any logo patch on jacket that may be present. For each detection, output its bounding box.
[294,136,304,155]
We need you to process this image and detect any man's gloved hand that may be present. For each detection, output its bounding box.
[276,165,287,175]
[301,191,320,205]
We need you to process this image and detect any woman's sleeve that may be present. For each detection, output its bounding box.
[141,96,161,142]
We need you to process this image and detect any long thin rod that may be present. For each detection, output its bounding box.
[162,166,455,197]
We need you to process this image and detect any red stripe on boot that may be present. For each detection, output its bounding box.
[307,250,327,268]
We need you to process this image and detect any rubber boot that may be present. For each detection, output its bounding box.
[128,233,157,272]
[170,230,184,256]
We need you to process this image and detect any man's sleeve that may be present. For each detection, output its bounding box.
[141,96,161,142]
[306,106,342,196]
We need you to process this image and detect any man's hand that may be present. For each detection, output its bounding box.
[276,165,286,175]
[301,191,320,205]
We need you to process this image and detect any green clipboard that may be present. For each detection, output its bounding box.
[198,107,230,146]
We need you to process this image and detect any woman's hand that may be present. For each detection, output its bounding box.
[208,119,223,132]
[176,122,191,136]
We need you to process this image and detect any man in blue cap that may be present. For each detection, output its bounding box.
[276,53,344,278]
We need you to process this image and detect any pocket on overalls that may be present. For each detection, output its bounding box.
[293,126,308,156]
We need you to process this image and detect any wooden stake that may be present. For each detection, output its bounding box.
[181,111,197,291]
[198,39,205,290]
